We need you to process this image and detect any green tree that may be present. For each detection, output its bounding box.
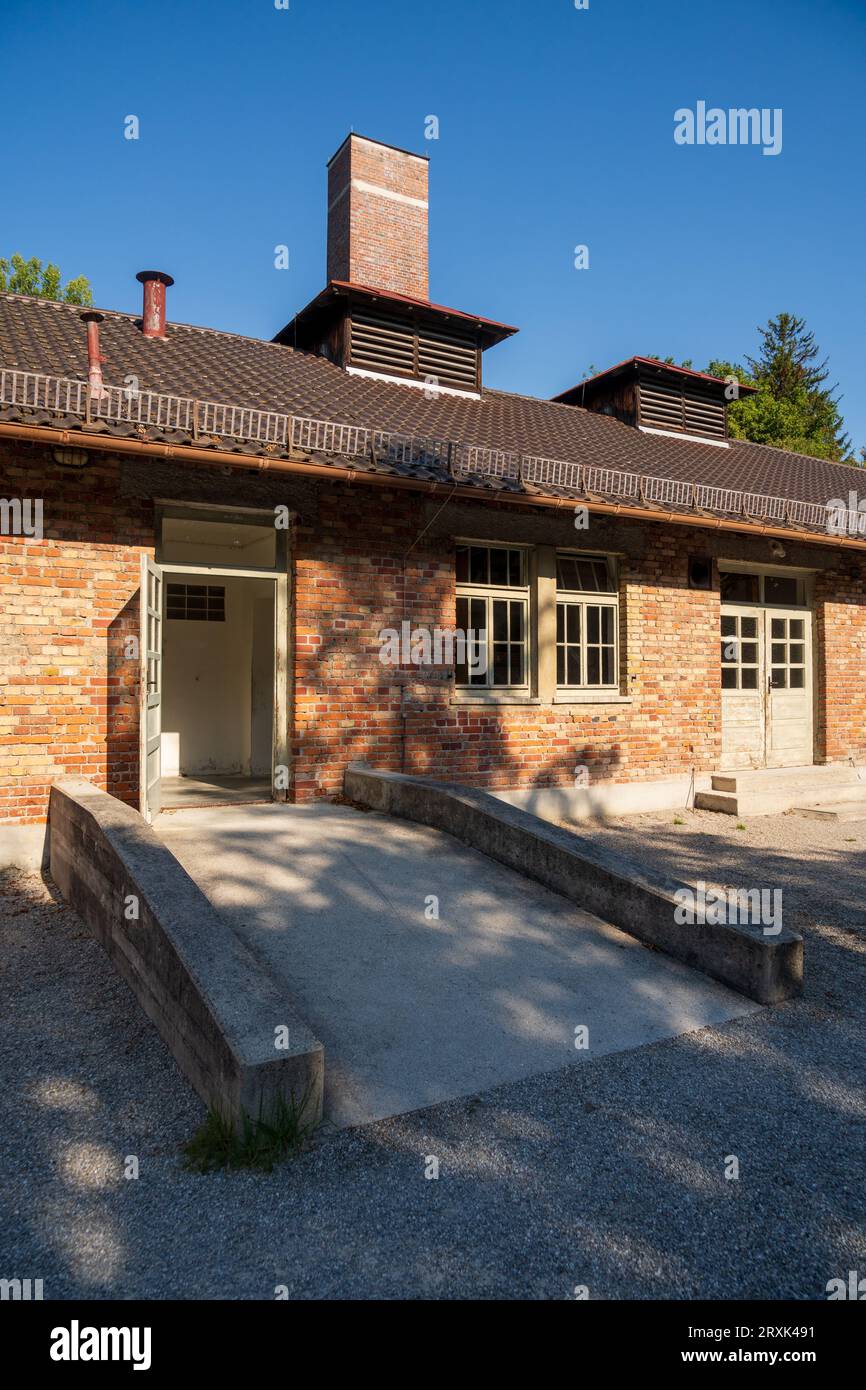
[707,313,852,462]
[0,253,93,306]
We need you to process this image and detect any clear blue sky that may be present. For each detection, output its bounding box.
[3,0,865,446]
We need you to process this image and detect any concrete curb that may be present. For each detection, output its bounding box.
[344,765,803,1005]
[49,780,323,1131]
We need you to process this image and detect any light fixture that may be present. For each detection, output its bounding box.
[52,447,89,469]
[769,540,786,559]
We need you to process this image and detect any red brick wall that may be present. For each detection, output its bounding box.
[0,442,152,824]
[814,562,866,763]
[292,486,723,799]
[327,134,429,300]
[2,441,866,827]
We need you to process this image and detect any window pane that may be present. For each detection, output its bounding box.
[556,554,614,592]
[789,643,805,664]
[492,644,509,685]
[508,550,522,587]
[567,606,580,642]
[587,649,600,684]
[765,575,801,605]
[470,597,486,631]
[587,607,600,643]
[601,607,614,643]
[741,642,758,664]
[771,669,787,688]
[456,596,468,632]
[721,641,736,665]
[578,560,597,591]
[556,605,564,641]
[741,668,758,689]
[489,548,509,586]
[790,668,805,688]
[722,668,738,689]
[566,649,581,685]
[510,645,524,685]
[602,648,614,684]
[492,600,508,642]
[741,616,758,638]
[556,648,564,685]
[771,618,785,639]
[509,603,524,641]
[556,556,579,590]
[721,614,736,637]
[790,619,805,640]
[455,546,469,583]
[720,572,759,603]
[469,547,488,584]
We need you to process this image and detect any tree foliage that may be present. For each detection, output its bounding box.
[0,253,93,307]
[656,314,856,462]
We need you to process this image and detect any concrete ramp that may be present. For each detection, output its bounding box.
[156,801,761,1129]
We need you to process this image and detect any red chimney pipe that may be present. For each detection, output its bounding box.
[80,310,107,399]
[136,270,174,339]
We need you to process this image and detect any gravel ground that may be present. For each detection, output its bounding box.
[1,808,864,1301]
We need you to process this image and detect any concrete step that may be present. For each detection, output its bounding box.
[696,764,866,817]
[711,765,862,795]
[693,791,740,815]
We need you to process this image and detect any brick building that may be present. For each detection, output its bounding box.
[1,132,864,864]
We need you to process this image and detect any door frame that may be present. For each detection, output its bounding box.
[718,563,816,770]
[142,504,292,817]
[139,554,164,822]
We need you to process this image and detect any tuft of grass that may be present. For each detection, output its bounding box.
[182,1089,315,1173]
[736,823,746,831]
[673,816,685,826]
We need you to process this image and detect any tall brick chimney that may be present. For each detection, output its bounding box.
[326,134,429,301]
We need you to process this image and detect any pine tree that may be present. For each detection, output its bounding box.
[707,313,853,462]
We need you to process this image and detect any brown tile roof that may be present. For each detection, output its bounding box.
[0,290,862,521]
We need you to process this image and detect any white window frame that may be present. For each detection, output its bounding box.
[555,552,619,692]
[455,541,531,692]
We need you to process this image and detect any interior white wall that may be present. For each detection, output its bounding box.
[161,575,274,778]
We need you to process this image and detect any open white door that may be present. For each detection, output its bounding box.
[139,554,163,822]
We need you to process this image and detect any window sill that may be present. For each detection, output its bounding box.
[451,692,540,706]
[553,691,632,705]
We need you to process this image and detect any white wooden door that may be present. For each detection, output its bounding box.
[139,554,163,821]
[765,609,812,768]
[720,605,812,769]
[720,606,763,768]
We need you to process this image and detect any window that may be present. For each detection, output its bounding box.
[720,613,759,689]
[769,616,806,689]
[455,544,529,688]
[720,570,806,606]
[556,553,618,689]
[166,583,225,622]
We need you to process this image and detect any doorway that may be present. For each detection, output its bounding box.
[139,506,289,820]
[160,573,275,807]
[719,567,813,769]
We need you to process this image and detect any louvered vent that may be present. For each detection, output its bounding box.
[638,378,726,439]
[348,311,479,390]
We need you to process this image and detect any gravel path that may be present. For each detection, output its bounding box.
[1,809,864,1301]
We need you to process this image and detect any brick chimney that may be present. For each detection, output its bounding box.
[326,134,429,301]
